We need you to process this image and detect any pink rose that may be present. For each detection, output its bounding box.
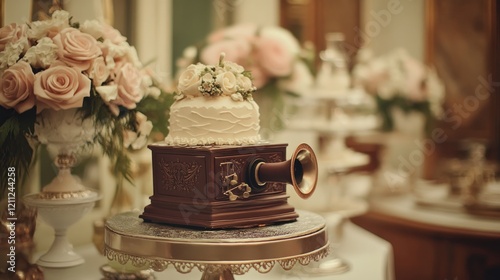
[200,38,251,66]
[53,28,102,72]
[112,62,143,109]
[0,61,35,113]
[254,36,293,77]
[34,65,91,112]
[89,56,110,86]
[0,23,28,52]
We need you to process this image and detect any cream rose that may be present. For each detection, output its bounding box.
[177,64,202,96]
[0,61,35,113]
[89,56,110,86]
[237,75,253,91]
[53,28,102,72]
[79,20,104,39]
[216,71,237,95]
[34,65,91,112]
[112,62,143,109]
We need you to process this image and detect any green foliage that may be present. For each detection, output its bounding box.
[137,93,174,138]
[376,94,435,134]
[0,107,36,197]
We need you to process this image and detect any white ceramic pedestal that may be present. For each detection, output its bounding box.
[24,191,100,268]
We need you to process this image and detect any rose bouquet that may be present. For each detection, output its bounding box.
[176,23,315,133]
[352,48,445,133]
[0,10,172,196]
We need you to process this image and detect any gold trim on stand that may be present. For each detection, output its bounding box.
[104,246,329,275]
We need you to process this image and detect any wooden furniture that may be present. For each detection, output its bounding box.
[424,0,500,178]
[280,0,361,69]
[352,195,500,280]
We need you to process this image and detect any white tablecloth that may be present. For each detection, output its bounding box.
[38,221,393,280]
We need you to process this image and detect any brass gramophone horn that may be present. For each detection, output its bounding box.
[247,143,318,198]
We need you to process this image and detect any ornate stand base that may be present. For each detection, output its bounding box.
[105,210,329,280]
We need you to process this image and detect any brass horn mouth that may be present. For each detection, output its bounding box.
[248,143,318,199]
[291,143,318,198]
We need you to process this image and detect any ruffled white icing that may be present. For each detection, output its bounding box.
[165,95,261,146]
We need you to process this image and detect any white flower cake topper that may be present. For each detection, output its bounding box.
[176,53,256,102]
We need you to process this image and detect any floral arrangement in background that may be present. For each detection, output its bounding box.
[0,10,172,196]
[176,23,315,132]
[352,48,445,133]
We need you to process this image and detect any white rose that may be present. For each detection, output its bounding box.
[125,46,142,68]
[96,85,118,102]
[0,42,25,70]
[27,10,71,40]
[23,37,58,68]
[177,64,201,96]
[80,20,105,39]
[216,71,237,95]
[125,112,153,150]
[102,40,129,61]
[51,10,71,25]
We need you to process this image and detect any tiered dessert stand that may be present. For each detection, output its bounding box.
[103,210,329,280]
[281,33,379,275]
[283,88,376,275]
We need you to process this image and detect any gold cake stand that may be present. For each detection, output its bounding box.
[104,210,329,279]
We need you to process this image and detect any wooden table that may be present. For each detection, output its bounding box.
[352,194,500,280]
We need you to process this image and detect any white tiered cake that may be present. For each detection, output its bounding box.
[165,55,261,146]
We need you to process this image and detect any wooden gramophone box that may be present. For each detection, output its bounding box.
[140,143,317,229]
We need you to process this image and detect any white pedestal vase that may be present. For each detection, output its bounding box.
[24,108,101,268]
[24,192,100,267]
